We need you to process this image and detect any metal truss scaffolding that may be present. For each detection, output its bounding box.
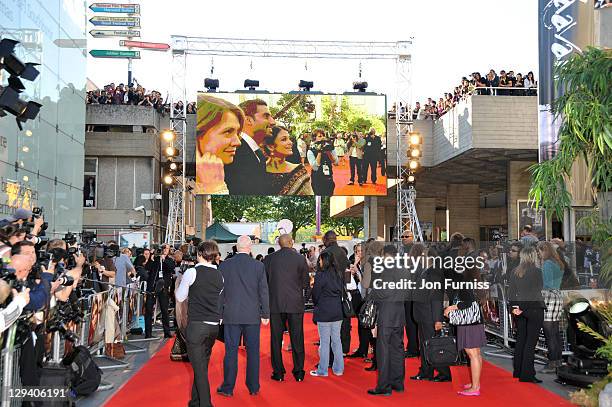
[165,49,187,245]
[395,43,423,242]
[168,36,417,243]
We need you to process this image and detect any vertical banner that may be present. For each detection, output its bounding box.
[538,0,594,162]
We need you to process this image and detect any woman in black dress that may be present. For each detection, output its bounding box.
[508,246,545,383]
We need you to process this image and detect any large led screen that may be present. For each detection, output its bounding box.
[195,92,387,196]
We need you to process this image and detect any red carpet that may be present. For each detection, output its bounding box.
[304,160,388,196]
[104,322,573,407]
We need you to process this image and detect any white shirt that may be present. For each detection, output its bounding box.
[175,261,221,325]
[241,132,261,158]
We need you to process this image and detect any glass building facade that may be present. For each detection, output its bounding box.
[0,0,86,237]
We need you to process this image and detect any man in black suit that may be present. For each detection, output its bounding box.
[224,99,275,195]
[320,230,351,354]
[263,234,310,382]
[368,244,407,396]
[145,244,175,338]
[362,128,382,184]
[411,246,452,382]
[400,233,419,358]
[217,236,270,397]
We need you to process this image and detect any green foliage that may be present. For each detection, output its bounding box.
[210,196,274,223]
[571,301,612,406]
[320,197,364,237]
[529,47,612,218]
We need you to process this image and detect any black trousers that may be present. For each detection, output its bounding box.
[513,307,544,380]
[378,150,386,177]
[185,322,218,407]
[404,301,419,354]
[376,326,405,391]
[270,313,305,377]
[417,321,451,378]
[219,324,261,394]
[19,331,44,387]
[349,156,363,183]
[145,289,171,336]
[542,320,562,361]
[362,158,378,183]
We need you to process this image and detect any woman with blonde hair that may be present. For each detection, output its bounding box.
[537,241,564,373]
[195,95,244,194]
[508,246,545,383]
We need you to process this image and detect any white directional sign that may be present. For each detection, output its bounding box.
[89,29,141,38]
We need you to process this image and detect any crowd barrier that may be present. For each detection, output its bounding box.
[0,279,153,406]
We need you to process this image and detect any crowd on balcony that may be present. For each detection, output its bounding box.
[86,82,198,117]
[391,69,537,121]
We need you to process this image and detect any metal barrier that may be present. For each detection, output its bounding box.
[0,278,153,405]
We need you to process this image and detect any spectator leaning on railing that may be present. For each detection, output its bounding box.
[414,67,537,120]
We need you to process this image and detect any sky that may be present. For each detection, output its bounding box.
[86,0,539,104]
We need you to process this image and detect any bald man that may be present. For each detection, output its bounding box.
[263,234,310,382]
[217,235,270,396]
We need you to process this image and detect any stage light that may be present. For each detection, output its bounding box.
[0,86,42,130]
[353,81,368,92]
[163,174,174,185]
[161,129,175,142]
[409,132,421,145]
[169,162,178,171]
[244,79,259,91]
[204,78,219,92]
[409,160,419,170]
[407,174,415,183]
[164,146,178,157]
[299,80,314,91]
[410,148,421,158]
[0,39,40,81]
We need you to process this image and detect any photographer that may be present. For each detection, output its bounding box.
[307,129,338,196]
[144,244,174,338]
[0,279,30,333]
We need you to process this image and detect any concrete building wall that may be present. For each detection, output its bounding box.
[447,184,480,240]
[472,96,538,150]
[86,104,163,129]
[432,98,474,165]
[480,207,507,226]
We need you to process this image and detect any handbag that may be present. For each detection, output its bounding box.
[448,300,483,326]
[341,280,353,318]
[170,329,189,362]
[358,295,377,329]
[424,330,458,367]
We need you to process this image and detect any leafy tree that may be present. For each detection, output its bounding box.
[320,197,364,237]
[210,196,274,222]
[271,196,316,239]
[529,47,611,218]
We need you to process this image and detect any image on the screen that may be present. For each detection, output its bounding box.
[195,92,387,196]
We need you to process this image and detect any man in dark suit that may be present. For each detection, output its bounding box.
[263,234,310,382]
[410,246,452,382]
[368,244,407,396]
[362,128,382,184]
[217,236,270,397]
[224,99,275,195]
[145,244,175,338]
[400,234,419,358]
[320,230,351,355]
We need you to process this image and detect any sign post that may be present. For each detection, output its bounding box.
[89,16,140,27]
[89,3,140,14]
[119,40,170,51]
[89,29,141,38]
[89,50,141,59]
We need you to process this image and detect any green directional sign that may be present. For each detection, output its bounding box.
[89,49,140,59]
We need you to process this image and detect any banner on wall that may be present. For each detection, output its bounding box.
[538,0,594,162]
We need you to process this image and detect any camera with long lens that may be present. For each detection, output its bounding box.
[24,207,48,237]
[313,139,334,152]
[47,301,81,343]
[299,243,309,257]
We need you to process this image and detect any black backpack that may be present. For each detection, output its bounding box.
[62,345,102,396]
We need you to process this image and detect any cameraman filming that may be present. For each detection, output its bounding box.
[307,129,338,195]
[144,244,174,338]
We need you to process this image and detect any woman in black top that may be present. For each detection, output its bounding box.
[310,251,344,377]
[508,246,545,383]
